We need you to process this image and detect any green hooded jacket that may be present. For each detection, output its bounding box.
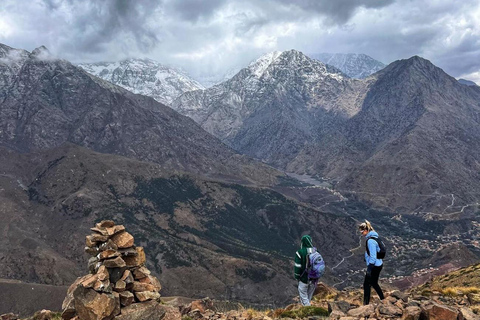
[294,235,314,284]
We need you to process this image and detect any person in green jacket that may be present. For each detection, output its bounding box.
[294,234,316,306]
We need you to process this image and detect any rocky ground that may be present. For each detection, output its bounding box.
[2,221,480,320]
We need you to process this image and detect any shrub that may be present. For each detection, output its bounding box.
[441,287,458,297]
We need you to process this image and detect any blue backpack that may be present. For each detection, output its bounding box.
[306,248,325,280]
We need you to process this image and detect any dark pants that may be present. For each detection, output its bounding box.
[363,265,384,305]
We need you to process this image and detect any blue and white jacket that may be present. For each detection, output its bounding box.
[365,231,383,267]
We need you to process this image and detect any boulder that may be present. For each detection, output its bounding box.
[98,239,118,252]
[108,267,127,283]
[423,302,459,320]
[97,266,109,281]
[106,225,125,236]
[114,301,166,320]
[0,313,18,320]
[347,304,374,317]
[73,286,117,320]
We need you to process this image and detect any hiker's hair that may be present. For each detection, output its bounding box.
[358,220,374,232]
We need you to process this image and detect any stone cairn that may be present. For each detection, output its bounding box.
[61,220,162,320]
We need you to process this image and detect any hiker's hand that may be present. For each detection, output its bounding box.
[366,264,374,277]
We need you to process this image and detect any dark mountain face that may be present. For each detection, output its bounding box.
[293,57,480,213]
[0,144,358,304]
[0,44,280,185]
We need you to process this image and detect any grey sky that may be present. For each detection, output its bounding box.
[1,0,479,82]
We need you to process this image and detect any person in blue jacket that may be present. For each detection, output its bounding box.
[359,220,385,305]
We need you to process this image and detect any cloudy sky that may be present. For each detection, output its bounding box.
[1,0,479,83]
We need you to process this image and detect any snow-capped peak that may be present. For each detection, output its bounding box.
[247,51,283,78]
[78,58,204,106]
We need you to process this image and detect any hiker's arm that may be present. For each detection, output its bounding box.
[366,239,377,265]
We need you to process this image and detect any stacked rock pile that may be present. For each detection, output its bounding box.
[61,220,163,320]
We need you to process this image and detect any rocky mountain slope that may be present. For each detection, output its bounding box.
[78,58,204,105]
[173,51,480,214]
[309,52,385,79]
[0,43,279,185]
[0,143,358,306]
[172,50,368,166]
[290,56,480,214]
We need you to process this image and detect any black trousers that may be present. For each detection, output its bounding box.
[363,265,384,305]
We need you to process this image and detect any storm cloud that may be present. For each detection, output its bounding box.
[0,0,479,83]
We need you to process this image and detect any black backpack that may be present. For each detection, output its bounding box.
[366,237,386,259]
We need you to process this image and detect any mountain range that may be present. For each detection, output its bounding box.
[78,58,204,105]
[172,50,480,215]
[1,42,480,309]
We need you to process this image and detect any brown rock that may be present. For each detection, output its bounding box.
[377,303,402,317]
[139,275,161,291]
[106,225,125,236]
[113,280,126,292]
[118,247,137,257]
[121,270,134,284]
[98,249,120,260]
[391,290,409,302]
[96,266,109,281]
[402,306,423,320]
[96,220,115,228]
[328,300,351,314]
[347,305,374,317]
[62,275,93,319]
[112,292,121,317]
[103,256,126,268]
[135,291,161,302]
[328,310,346,319]
[73,286,116,320]
[423,302,459,320]
[460,307,478,320]
[119,291,135,307]
[133,266,151,279]
[93,278,110,292]
[86,234,109,247]
[123,247,146,267]
[132,281,155,292]
[80,274,98,289]
[115,301,166,320]
[90,227,109,236]
[190,298,213,313]
[111,231,134,249]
